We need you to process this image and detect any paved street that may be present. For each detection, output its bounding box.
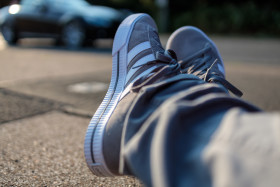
[0,34,280,186]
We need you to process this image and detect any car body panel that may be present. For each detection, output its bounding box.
[0,0,130,46]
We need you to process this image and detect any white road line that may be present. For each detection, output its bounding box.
[67,82,108,94]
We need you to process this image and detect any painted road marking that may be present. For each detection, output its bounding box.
[67,82,108,94]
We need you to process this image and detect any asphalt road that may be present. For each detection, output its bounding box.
[0,34,279,186]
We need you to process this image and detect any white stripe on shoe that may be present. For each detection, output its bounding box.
[126,54,155,84]
[120,65,158,100]
[127,41,151,64]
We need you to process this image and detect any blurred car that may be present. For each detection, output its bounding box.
[0,0,130,48]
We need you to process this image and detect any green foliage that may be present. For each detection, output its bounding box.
[86,0,280,36]
[171,1,280,36]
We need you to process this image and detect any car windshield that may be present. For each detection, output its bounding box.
[51,0,91,11]
[21,0,91,9]
[54,0,90,8]
[68,0,90,7]
[21,0,42,6]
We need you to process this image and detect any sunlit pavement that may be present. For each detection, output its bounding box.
[0,35,6,51]
[0,34,280,186]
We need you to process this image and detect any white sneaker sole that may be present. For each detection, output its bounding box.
[84,13,148,177]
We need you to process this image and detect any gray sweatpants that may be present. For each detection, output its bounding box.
[119,74,280,187]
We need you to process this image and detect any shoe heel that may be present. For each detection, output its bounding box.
[112,13,146,56]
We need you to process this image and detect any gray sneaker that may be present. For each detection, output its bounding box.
[166,26,242,97]
[84,13,179,177]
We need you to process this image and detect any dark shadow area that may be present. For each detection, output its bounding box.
[7,38,113,54]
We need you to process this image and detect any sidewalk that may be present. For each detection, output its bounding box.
[0,36,143,186]
[0,111,142,186]
[0,89,142,186]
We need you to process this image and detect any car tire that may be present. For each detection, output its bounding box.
[62,21,85,49]
[1,23,18,45]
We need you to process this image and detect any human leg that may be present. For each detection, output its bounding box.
[119,25,280,187]
[120,79,259,187]
[84,14,279,187]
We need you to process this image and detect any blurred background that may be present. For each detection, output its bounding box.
[0,0,279,186]
[1,0,280,36]
[86,0,280,36]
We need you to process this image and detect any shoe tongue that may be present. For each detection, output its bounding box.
[165,49,178,61]
[164,50,172,58]
[203,44,225,78]
[155,50,177,65]
[156,51,170,62]
[149,27,165,55]
[204,43,225,76]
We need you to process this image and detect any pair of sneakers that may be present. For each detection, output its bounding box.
[84,13,242,177]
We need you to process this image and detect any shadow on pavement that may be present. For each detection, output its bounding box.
[7,38,113,54]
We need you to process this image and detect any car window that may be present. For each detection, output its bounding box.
[49,0,90,10]
[21,0,43,6]
[68,0,90,7]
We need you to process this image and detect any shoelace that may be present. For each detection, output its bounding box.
[180,44,243,97]
[131,50,180,92]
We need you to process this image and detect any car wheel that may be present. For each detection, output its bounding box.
[62,21,85,49]
[1,23,18,45]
